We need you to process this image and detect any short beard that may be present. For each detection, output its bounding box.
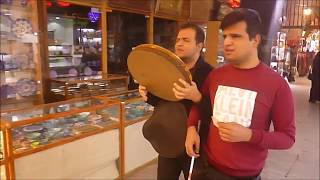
[180,56,193,64]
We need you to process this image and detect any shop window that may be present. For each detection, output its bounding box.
[153,18,177,51]
[47,1,102,78]
[107,11,147,74]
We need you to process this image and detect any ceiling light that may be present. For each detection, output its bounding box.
[303,8,312,16]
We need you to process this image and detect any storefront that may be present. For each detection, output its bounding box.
[271,0,319,79]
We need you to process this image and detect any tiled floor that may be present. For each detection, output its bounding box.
[125,77,319,180]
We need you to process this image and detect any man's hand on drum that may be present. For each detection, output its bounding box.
[173,79,201,103]
[138,85,148,101]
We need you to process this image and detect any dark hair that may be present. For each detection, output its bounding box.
[178,23,205,44]
[220,8,262,39]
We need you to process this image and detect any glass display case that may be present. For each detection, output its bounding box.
[106,90,153,126]
[1,97,120,155]
[49,74,128,100]
[0,96,122,179]
[100,90,157,173]
[0,0,43,110]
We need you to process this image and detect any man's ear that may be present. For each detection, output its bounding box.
[253,34,261,48]
[197,42,204,52]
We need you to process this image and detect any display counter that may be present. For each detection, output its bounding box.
[100,90,157,174]
[0,97,122,179]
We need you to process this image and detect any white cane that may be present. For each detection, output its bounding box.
[187,121,201,180]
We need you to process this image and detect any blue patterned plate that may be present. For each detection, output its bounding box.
[16,78,37,97]
[11,18,33,38]
[68,68,78,77]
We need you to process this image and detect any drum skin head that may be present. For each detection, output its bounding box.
[127,44,192,101]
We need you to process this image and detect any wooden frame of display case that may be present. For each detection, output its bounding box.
[0,96,124,179]
[0,123,11,180]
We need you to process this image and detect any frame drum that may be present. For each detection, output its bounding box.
[127,44,192,101]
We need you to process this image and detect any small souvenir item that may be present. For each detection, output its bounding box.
[68,68,78,77]
[73,57,82,66]
[26,132,41,139]
[4,61,19,70]
[0,85,8,99]
[73,124,100,134]
[23,125,43,132]
[88,114,102,122]
[1,84,16,99]
[13,54,29,69]
[79,112,90,119]
[0,0,12,5]
[50,70,58,78]
[30,141,40,148]
[0,12,13,34]
[0,61,4,70]
[20,0,28,6]
[16,78,37,97]
[11,18,33,38]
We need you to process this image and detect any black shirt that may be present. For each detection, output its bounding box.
[146,55,213,114]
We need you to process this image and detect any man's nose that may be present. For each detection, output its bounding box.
[224,36,233,46]
[176,41,183,46]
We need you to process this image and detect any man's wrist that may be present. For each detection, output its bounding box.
[192,92,202,103]
[188,126,197,132]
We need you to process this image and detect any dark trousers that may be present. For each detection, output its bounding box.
[206,165,261,180]
[157,152,207,180]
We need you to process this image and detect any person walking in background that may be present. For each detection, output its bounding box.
[309,52,320,103]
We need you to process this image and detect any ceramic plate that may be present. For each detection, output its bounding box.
[50,70,58,78]
[23,125,43,132]
[83,66,93,76]
[13,54,29,69]
[11,18,33,38]
[16,78,37,97]
[68,68,78,77]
